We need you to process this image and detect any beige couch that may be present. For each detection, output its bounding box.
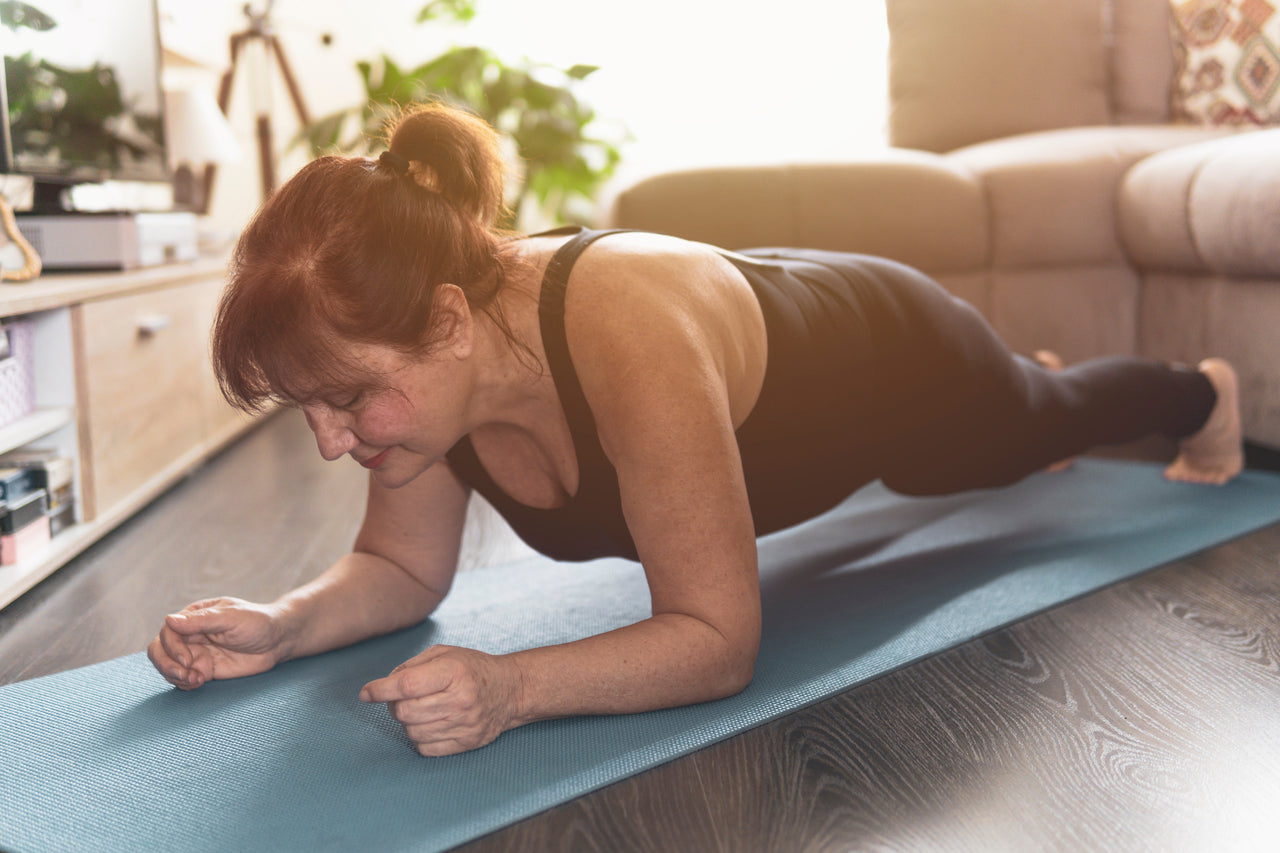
[605,0,1280,448]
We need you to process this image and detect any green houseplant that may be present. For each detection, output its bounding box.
[297,0,624,228]
[2,1,164,174]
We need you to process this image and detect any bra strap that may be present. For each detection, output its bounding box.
[537,228,631,468]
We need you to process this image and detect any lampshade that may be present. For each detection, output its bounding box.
[163,87,244,167]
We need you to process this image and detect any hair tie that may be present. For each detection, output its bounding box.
[378,150,410,176]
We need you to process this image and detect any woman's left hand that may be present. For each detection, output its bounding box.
[359,645,524,756]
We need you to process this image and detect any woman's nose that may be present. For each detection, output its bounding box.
[303,407,357,461]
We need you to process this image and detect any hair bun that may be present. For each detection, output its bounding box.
[386,103,507,227]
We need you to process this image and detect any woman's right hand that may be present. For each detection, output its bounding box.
[147,597,292,690]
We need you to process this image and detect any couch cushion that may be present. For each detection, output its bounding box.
[606,165,798,250]
[606,152,988,273]
[1170,0,1280,125]
[887,0,1111,152]
[1120,128,1280,276]
[1110,0,1179,123]
[988,266,1141,360]
[950,125,1230,268]
[786,154,986,273]
[1139,273,1280,445]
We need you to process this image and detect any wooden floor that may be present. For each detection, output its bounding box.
[3,409,1280,852]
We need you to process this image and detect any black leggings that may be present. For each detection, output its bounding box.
[871,274,1216,496]
[736,249,1217,500]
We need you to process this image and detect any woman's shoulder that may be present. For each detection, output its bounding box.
[558,231,767,416]
[561,231,745,313]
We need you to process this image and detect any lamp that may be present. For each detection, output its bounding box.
[164,86,243,214]
[206,1,313,204]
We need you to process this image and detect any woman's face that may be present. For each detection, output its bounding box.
[298,342,470,489]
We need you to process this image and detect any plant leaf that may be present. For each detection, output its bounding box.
[0,1,57,32]
[416,0,475,23]
[299,8,628,225]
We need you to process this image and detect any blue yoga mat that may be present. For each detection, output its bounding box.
[3,459,1280,853]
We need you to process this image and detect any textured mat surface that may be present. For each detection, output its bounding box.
[3,459,1280,853]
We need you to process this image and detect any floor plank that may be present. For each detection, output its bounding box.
[3,409,1279,852]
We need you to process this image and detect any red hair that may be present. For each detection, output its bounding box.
[212,102,521,411]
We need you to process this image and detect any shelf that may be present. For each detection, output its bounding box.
[0,254,229,317]
[0,406,75,457]
[0,402,264,611]
[0,255,257,613]
[0,521,95,611]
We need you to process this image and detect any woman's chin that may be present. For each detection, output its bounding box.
[368,459,430,490]
[370,466,407,489]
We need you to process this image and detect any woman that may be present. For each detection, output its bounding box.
[147,103,1243,756]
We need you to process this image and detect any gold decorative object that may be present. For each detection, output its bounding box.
[0,197,41,282]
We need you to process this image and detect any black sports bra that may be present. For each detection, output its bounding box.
[445,228,895,561]
[446,228,637,560]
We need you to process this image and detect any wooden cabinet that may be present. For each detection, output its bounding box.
[192,277,257,445]
[0,257,259,608]
[75,285,208,518]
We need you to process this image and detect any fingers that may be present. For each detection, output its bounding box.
[165,607,236,638]
[360,665,450,703]
[412,738,469,757]
[149,611,214,689]
[400,715,496,756]
[146,635,207,690]
[149,599,240,689]
[361,647,516,756]
[156,623,188,666]
[387,691,459,725]
[360,646,457,703]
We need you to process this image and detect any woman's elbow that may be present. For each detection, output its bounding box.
[710,636,758,698]
[723,658,756,697]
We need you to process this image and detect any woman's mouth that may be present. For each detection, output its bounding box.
[358,449,390,469]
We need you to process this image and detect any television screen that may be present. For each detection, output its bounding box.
[1,0,168,192]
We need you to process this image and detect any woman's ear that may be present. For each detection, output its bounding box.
[430,283,474,359]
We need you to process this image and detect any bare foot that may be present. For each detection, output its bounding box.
[1033,350,1075,473]
[1164,358,1244,485]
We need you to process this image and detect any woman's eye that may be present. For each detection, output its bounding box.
[334,392,362,410]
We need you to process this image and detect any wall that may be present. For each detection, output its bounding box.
[163,0,891,234]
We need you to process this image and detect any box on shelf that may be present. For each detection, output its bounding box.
[0,447,73,491]
[1,515,50,565]
[0,487,50,565]
[0,320,35,431]
[1,489,47,535]
[0,447,77,535]
[48,502,75,538]
[0,466,41,504]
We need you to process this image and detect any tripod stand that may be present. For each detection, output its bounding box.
[202,1,313,209]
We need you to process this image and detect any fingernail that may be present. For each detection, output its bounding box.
[358,688,371,702]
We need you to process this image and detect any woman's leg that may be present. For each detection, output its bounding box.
[1032,349,1076,472]
[872,281,1241,495]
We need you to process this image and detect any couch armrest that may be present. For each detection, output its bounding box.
[604,150,987,274]
[1120,129,1280,278]
[947,125,1232,270]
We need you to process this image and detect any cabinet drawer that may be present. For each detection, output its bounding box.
[75,287,206,518]
[190,278,256,442]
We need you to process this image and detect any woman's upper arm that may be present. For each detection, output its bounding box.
[567,248,763,656]
[353,460,471,600]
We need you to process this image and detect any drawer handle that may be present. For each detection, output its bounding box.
[136,314,172,337]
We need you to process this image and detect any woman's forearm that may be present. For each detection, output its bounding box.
[504,612,759,725]
[273,552,446,662]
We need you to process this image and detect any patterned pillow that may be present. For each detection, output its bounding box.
[1170,0,1280,125]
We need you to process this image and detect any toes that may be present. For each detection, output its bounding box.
[1164,461,1234,485]
[1033,350,1065,371]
